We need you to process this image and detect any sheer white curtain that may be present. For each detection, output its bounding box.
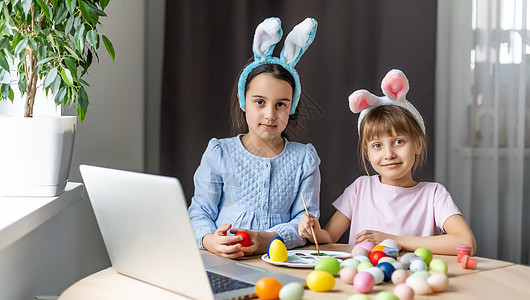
[437,0,529,264]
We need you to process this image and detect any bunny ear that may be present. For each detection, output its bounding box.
[253,17,283,61]
[348,90,380,113]
[280,18,318,66]
[381,69,409,100]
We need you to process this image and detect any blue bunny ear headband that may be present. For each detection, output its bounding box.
[238,17,318,115]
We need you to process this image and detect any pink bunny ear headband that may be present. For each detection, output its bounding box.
[348,69,425,135]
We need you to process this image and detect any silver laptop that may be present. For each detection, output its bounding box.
[80,164,305,300]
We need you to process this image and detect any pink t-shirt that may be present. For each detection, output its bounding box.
[333,175,461,244]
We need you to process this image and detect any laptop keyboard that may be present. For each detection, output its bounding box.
[207,271,254,294]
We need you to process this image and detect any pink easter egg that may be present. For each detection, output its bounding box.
[353,271,375,294]
[339,267,358,285]
[391,269,409,285]
[354,241,375,253]
[393,283,415,300]
[351,247,369,257]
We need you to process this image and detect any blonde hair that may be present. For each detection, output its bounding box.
[359,105,427,176]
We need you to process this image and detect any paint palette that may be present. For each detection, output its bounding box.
[261,250,351,268]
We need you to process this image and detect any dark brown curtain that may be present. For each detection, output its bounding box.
[161,0,437,242]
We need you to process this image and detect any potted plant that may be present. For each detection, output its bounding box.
[0,0,115,196]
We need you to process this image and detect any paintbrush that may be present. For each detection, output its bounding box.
[301,192,320,255]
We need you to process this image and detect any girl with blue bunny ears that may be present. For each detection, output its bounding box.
[298,70,476,255]
[188,17,320,259]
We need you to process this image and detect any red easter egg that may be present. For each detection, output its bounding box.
[369,250,387,266]
[231,231,252,247]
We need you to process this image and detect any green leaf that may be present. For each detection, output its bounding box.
[61,68,74,87]
[74,24,85,53]
[37,56,55,66]
[17,73,26,95]
[86,2,106,17]
[44,67,58,88]
[28,38,37,52]
[77,86,88,114]
[86,30,98,49]
[21,0,32,16]
[66,0,76,15]
[35,0,50,21]
[64,45,82,61]
[64,57,77,71]
[65,17,74,35]
[64,57,78,80]
[78,78,89,86]
[37,44,47,60]
[54,87,66,105]
[0,83,14,102]
[8,87,14,101]
[102,35,114,61]
[55,6,69,24]
[14,37,28,56]
[100,0,110,10]
[50,72,62,94]
[79,1,93,22]
[0,53,9,71]
[73,16,81,33]
[0,38,8,50]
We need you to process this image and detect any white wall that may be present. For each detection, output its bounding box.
[65,0,147,181]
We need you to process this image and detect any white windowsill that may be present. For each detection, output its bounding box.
[0,182,84,251]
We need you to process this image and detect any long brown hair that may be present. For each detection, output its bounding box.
[229,63,299,140]
[359,105,427,176]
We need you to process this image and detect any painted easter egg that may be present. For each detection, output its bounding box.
[267,236,287,262]
[376,262,395,282]
[357,261,374,272]
[414,247,433,264]
[429,258,448,274]
[375,291,399,300]
[366,267,384,285]
[278,282,304,300]
[353,271,375,293]
[427,273,449,292]
[347,294,371,300]
[339,267,358,285]
[393,283,415,300]
[391,269,409,285]
[306,270,335,292]
[409,259,428,273]
[354,241,375,252]
[255,277,282,300]
[341,258,361,270]
[369,250,387,266]
[230,231,251,247]
[315,257,341,276]
[405,275,431,295]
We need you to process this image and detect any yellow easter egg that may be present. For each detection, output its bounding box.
[268,238,287,262]
[306,270,335,292]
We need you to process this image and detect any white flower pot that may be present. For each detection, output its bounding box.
[0,116,76,197]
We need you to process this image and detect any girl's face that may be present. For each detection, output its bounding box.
[365,130,421,187]
[243,73,293,143]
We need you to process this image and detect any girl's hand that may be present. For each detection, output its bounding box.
[298,214,321,242]
[355,230,394,245]
[202,224,244,259]
[230,228,279,256]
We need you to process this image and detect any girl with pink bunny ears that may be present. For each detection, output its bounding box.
[299,69,476,255]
